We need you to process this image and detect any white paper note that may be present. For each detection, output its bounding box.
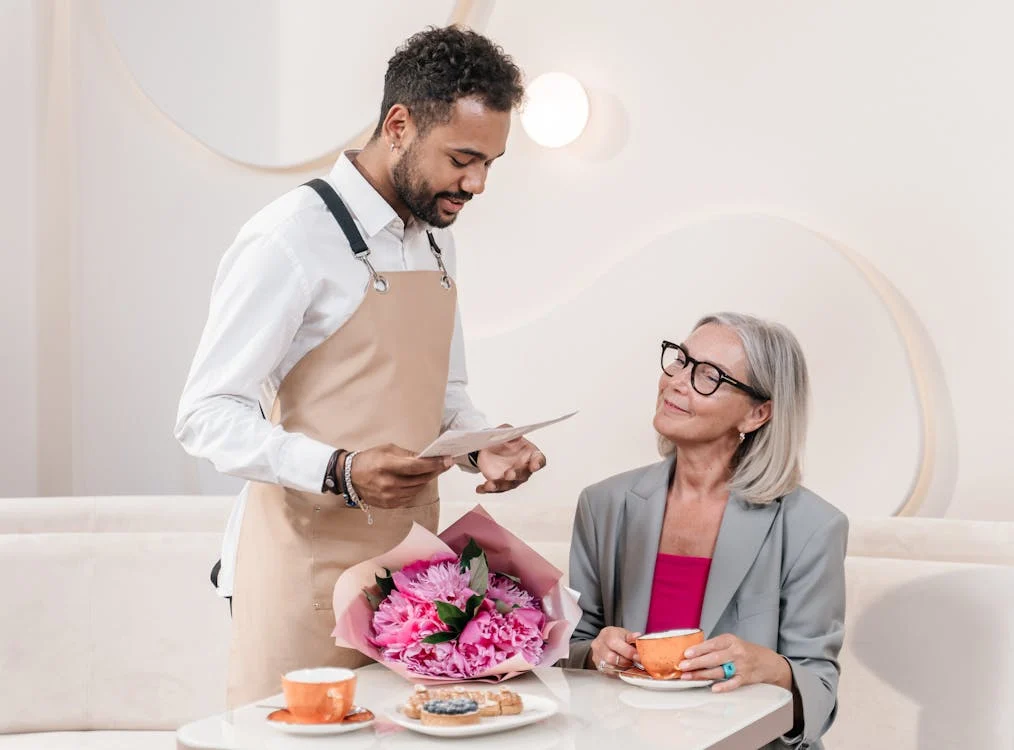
[417,411,578,458]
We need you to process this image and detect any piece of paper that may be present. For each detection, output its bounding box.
[417,411,577,458]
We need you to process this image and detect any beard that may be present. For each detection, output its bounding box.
[391,142,470,228]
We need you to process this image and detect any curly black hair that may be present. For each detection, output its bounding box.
[373,26,524,138]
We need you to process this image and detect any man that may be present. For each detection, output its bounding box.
[175,26,544,707]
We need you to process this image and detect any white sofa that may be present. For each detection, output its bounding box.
[1,497,1011,749]
[0,497,232,749]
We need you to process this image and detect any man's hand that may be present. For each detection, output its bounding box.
[475,427,547,494]
[350,444,453,508]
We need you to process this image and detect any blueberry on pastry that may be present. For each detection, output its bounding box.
[419,698,481,727]
[402,685,524,722]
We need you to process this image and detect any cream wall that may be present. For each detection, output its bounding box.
[0,1,39,497]
[2,0,1012,521]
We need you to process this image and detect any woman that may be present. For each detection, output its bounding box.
[566,313,847,750]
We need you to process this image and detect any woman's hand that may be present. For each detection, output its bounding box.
[588,626,641,672]
[677,633,793,693]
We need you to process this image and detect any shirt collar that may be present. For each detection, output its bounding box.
[327,150,402,239]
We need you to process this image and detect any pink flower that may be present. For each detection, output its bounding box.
[369,591,444,649]
[488,574,539,610]
[456,640,503,674]
[398,554,457,581]
[458,603,545,668]
[503,607,546,664]
[367,547,548,678]
[393,560,473,607]
[458,603,500,649]
[396,640,477,679]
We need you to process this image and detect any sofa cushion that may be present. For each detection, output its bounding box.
[0,731,173,749]
[0,497,232,535]
[826,556,1014,750]
[847,516,1014,565]
[0,531,230,733]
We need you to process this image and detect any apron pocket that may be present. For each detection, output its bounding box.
[309,496,440,610]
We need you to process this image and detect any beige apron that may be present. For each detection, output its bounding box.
[226,180,456,707]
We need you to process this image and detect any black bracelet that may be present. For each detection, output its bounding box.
[336,450,348,498]
[321,449,346,495]
[467,450,480,468]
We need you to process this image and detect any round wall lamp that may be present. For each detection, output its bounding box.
[520,72,590,148]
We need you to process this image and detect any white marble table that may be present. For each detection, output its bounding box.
[177,664,792,750]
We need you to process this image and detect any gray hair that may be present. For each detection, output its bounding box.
[658,312,810,504]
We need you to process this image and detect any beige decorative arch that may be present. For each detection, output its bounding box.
[94,0,495,169]
[439,214,955,518]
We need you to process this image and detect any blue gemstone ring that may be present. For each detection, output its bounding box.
[721,662,736,679]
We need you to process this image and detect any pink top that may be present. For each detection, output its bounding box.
[644,553,712,633]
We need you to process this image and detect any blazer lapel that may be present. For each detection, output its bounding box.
[619,457,673,635]
[699,493,779,637]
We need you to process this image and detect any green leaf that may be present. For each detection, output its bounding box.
[435,600,469,631]
[464,593,485,620]
[422,630,459,644]
[494,599,513,615]
[363,588,382,611]
[468,553,490,597]
[375,568,394,597]
[496,571,521,584]
[459,538,484,573]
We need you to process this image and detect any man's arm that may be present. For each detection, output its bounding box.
[175,229,335,492]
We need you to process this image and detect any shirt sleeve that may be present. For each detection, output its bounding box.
[174,227,335,493]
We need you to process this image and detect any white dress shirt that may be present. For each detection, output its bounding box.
[175,151,487,596]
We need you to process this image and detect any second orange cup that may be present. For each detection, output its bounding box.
[281,667,357,722]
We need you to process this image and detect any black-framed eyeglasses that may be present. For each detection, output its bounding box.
[660,341,768,400]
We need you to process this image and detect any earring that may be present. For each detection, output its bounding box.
[389,141,397,152]
[738,432,746,443]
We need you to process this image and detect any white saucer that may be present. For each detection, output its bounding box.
[618,672,714,691]
[386,693,557,737]
[265,708,375,736]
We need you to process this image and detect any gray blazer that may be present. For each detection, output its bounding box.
[565,457,848,750]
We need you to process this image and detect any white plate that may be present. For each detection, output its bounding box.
[386,693,558,738]
[618,673,714,691]
[266,713,375,736]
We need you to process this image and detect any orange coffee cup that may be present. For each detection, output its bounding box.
[635,628,706,680]
[281,667,356,721]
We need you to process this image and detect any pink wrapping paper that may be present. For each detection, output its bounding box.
[331,504,582,684]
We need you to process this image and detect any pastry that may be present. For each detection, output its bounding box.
[401,685,429,719]
[419,698,481,726]
[496,688,523,716]
[402,685,524,720]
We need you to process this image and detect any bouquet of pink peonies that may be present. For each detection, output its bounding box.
[331,505,581,682]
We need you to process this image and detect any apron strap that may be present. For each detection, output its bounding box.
[302,178,369,258]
